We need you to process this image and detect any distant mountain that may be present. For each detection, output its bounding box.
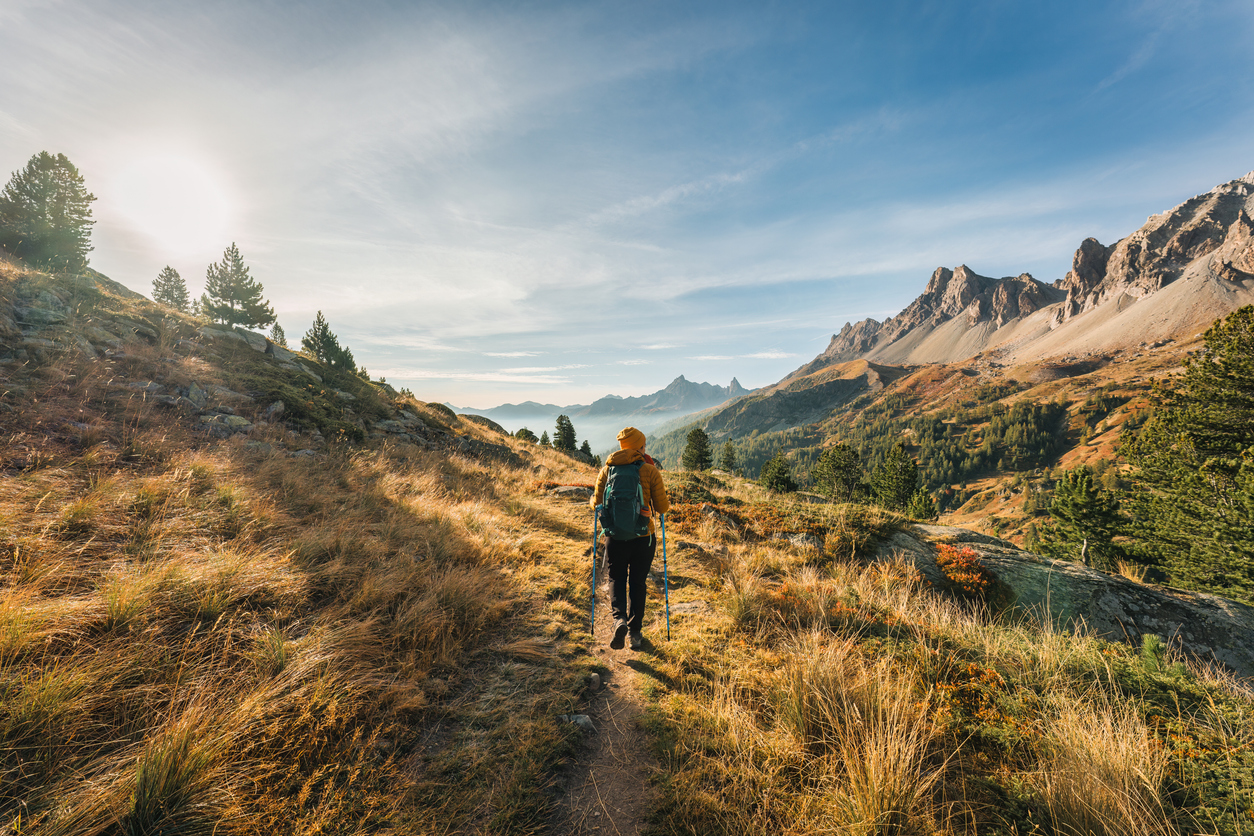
[570,375,748,419]
[453,376,752,452]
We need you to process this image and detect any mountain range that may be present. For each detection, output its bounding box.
[453,375,751,451]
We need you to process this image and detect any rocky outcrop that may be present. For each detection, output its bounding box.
[1050,172,1254,327]
[880,524,1254,678]
[811,266,1064,366]
[803,171,1254,369]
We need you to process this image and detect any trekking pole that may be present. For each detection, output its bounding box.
[591,509,598,635]
[661,513,670,641]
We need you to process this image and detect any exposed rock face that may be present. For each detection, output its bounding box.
[881,525,1254,678]
[816,266,1063,364]
[1050,172,1254,327]
[802,170,1254,371]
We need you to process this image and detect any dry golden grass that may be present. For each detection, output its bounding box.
[0,296,611,833]
[646,469,1254,836]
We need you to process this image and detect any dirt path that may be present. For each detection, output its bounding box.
[549,543,665,836]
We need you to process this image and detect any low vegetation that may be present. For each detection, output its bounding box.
[645,470,1254,835]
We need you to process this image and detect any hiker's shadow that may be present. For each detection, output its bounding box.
[623,652,673,688]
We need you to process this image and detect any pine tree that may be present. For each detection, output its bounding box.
[871,442,919,511]
[1040,465,1122,568]
[539,431,551,447]
[717,440,738,473]
[0,151,95,271]
[152,265,190,312]
[301,311,356,373]
[580,440,593,457]
[201,243,275,328]
[682,427,713,471]
[554,415,577,452]
[759,450,797,493]
[269,322,287,347]
[811,442,864,502]
[906,487,938,521]
[515,428,538,443]
[1123,305,1254,598]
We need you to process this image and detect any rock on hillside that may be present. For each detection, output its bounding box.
[885,524,1254,678]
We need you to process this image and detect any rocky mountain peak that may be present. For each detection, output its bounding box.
[1049,173,1254,328]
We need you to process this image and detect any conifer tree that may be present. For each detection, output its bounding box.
[554,415,577,452]
[580,440,593,457]
[906,487,938,521]
[201,243,275,328]
[0,151,95,271]
[1040,465,1122,568]
[682,427,713,471]
[152,265,190,312]
[301,310,357,372]
[871,442,919,511]
[759,450,797,492]
[515,428,538,443]
[539,431,551,447]
[269,322,287,347]
[717,440,738,473]
[811,442,864,502]
[1123,305,1254,598]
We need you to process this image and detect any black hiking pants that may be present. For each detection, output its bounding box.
[607,533,655,633]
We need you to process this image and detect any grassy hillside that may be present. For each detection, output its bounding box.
[0,263,608,833]
[646,471,1254,835]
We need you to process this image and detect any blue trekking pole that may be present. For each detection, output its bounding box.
[661,513,670,641]
[591,508,599,634]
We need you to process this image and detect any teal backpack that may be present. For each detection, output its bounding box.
[597,461,650,541]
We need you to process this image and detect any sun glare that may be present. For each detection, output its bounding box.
[112,154,232,255]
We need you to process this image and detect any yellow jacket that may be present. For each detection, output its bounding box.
[590,448,670,536]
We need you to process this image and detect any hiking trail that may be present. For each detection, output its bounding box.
[547,501,666,836]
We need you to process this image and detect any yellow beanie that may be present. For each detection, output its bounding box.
[617,426,646,449]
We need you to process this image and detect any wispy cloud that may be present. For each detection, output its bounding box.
[616,359,649,365]
[485,351,539,358]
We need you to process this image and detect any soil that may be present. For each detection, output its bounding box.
[549,557,664,836]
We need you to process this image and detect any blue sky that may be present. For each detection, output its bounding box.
[2,0,1252,406]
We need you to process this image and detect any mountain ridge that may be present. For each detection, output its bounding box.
[806,170,1254,371]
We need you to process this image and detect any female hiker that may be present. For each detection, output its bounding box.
[590,426,670,650]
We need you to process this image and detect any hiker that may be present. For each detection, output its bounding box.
[591,426,670,650]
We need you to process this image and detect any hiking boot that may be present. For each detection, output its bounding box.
[610,621,628,650]
[629,631,643,650]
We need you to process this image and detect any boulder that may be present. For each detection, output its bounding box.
[547,485,593,501]
[188,382,209,408]
[267,342,297,361]
[232,327,267,352]
[14,305,67,326]
[879,524,1254,678]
